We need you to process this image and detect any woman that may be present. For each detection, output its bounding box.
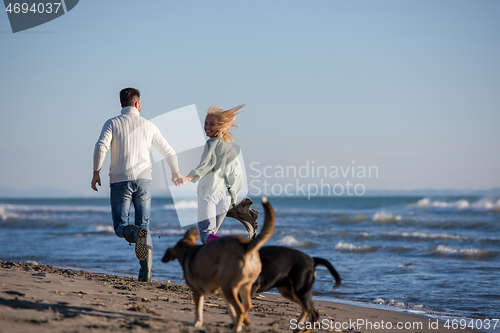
[180,104,244,244]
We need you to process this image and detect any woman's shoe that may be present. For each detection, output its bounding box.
[207,233,222,243]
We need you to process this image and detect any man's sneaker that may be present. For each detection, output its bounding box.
[135,227,149,261]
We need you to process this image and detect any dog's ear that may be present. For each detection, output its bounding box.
[161,247,176,263]
[184,227,199,244]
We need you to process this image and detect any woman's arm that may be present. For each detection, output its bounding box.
[186,141,217,183]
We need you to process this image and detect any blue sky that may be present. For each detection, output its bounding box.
[1,0,499,197]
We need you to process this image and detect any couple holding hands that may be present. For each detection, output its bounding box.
[91,88,257,282]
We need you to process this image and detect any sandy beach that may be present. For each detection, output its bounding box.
[0,260,482,333]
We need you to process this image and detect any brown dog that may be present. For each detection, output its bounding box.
[161,197,275,332]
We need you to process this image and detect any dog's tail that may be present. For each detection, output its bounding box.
[246,197,275,253]
[313,257,342,289]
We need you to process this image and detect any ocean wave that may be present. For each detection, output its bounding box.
[335,241,380,253]
[358,231,469,241]
[0,206,19,221]
[372,211,402,222]
[95,225,115,233]
[417,198,500,213]
[163,200,197,210]
[395,232,468,241]
[397,263,419,269]
[277,235,316,248]
[0,203,110,214]
[431,245,498,259]
[333,215,369,223]
[373,298,429,310]
[277,235,304,247]
[219,229,247,236]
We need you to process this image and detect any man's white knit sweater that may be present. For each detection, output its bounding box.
[93,107,179,184]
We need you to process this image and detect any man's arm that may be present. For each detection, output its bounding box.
[91,170,101,191]
[91,120,112,191]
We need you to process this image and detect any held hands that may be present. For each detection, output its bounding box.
[182,175,196,185]
[171,173,195,186]
[171,173,183,186]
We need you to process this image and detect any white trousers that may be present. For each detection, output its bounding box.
[197,189,231,244]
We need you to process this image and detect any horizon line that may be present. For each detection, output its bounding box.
[1,187,500,200]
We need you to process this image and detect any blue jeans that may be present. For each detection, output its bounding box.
[110,179,153,248]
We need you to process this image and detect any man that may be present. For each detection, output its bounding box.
[91,87,181,282]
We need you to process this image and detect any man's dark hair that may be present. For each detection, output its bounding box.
[120,88,141,107]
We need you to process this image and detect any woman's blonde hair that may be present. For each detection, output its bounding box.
[207,104,245,142]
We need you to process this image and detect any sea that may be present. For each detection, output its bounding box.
[1,195,499,329]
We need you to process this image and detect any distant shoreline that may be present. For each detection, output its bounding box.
[1,187,500,200]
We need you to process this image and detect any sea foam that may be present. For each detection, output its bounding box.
[335,241,379,253]
[275,235,316,248]
[0,206,19,221]
[163,200,197,210]
[372,211,402,222]
[0,203,109,218]
[95,225,114,233]
[417,197,500,212]
[277,235,302,246]
[373,298,426,310]
[399,232,468,240]
[433,245,498,259]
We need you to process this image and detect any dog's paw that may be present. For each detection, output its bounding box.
[228,322,240,333]
[191,320,203,328]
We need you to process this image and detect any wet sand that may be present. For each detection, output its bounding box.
[0,260,479,333]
